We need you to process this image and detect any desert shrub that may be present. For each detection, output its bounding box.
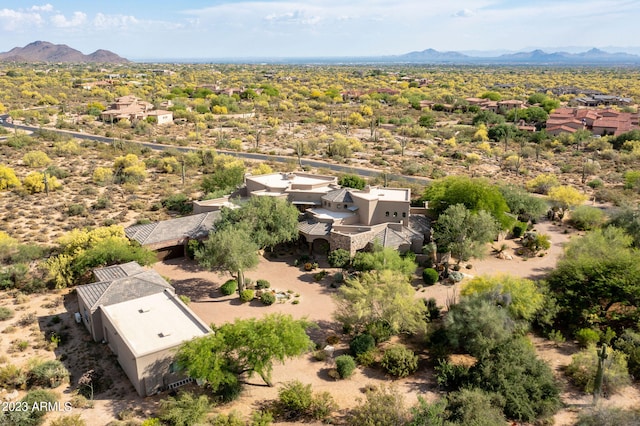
[256,279,270,289]
[209,411,244,426]
[240,289,255,303]
[49,414,86,426]
[220,279,237,295]
[381,345,419,378]
[434,359,470,391]
[365,319,394,344]
[347,385,409,426]
[0,165,20,190]
[335,355,356,379]
[356,349,377,367]
[23,150,52,168]
[249,411,273,426]
[444,388,507,426]
[67,203,87,217]
[570,205,606,230]
[469,337,561,422]
[5,389,58,426]
[575,406,640,426]
[422,268,439,285]
[159,391,211,426]
[350,333,376,357]
[328,248,351,268]
[260,292,276,305]
[276,380,313,420]
[512,221,528,237]
[0,363,27,389]
[23,172,62,193]
[92,167,113,185]
[29,359,70,388]
[0,307,13,321]
[576,328,601,348]
[309,391,337,421]
[614,329,640,381]
[566,345,630,396]
[162,193,193,215]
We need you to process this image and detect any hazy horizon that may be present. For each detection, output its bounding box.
[1,1,640,60]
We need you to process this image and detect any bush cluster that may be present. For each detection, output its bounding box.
[381,345,418,378]
[220,279,237,295]
[335,355,356,379]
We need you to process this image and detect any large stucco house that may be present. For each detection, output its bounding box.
[205,172,430,256]
[76,262,210,396]
[100,95,173,125]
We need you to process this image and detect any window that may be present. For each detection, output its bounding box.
[344,204,348,209]
[337,204,341,209]
[402,212,406,218]
[393,212,398,217]
[385,212,389,217]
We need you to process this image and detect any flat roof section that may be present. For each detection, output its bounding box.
[102,291,210,357]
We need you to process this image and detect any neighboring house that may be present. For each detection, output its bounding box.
[76,262,210,397]
[125,212,220,259]
[100,95,173,125]
[571,95,633,107]
[546,107,639,136]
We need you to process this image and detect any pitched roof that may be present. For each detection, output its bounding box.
[93,261,144,282]
[125,212,220,247]
[372,227,412,250]
[322,188,353,203]
[298,219,332,236]
[77,268,172,311]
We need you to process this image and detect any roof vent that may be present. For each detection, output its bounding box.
[159,331,172,338]
[138,307,151,313]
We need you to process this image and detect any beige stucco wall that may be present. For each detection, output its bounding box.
[101,310,144,396]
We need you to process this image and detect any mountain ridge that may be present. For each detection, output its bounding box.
[0,41,129,64]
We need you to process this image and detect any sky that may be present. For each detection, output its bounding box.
[0,1,639,60]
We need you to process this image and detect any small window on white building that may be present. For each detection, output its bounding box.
[385,212,389,217]
[393,212,398,217]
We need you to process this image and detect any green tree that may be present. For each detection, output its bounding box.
[338,174,366,189]
[498,184,547,222]
[352,246,417,277]
[608,207,640,247]
[195,225,259,292]
[433,204,499,263]
[334,270,426,335]
[468,337,561,422]
[442,388,507,426]
[460,274,544,321]
[444,296,515,357]
[547,227,640,330]
[218,196,299,250]
[548,185,587,216]
[422,176,511,228]
[177,314,314,391]
[418,113,436,128]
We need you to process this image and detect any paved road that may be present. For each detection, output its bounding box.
[0,114,430,185]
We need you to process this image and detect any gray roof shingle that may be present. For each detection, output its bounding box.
[125,212,220,246]
[322,188,353,203]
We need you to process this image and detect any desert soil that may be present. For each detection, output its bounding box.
[1,217,638,425]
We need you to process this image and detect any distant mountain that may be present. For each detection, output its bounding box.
[394,47,640,65]
[399,48,470,62]
[0,41,129,63]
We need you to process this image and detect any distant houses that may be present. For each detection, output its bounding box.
[546,107,639,137]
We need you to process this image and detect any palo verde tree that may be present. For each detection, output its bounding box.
[334,269,426,336]
[195,224,259,292]
[218,196,300,251]
[176,314,314,391]
[433,204,499,263]
[422,176,512,228]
